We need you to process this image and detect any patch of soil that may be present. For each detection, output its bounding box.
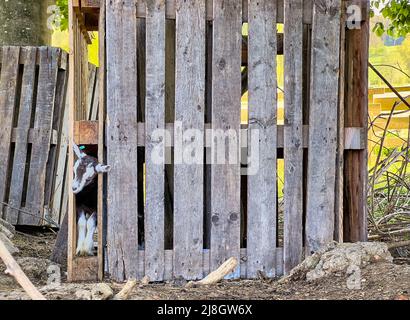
[1,231,409,300]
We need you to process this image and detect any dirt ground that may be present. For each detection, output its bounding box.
[1,230,409,300]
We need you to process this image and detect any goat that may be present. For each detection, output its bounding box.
[72,142,111,256]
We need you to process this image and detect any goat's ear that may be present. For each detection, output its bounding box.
[95,164,111,173]
[73,141,85,159]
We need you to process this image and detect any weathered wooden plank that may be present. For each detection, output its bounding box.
[210,0,242,278]
[22,47,60,226]
[144,0,166,282]
[6,48,37,224]
[0,46,20,219]
[11,128,58,145]
[97,0,106,281]
[44,61,69,215]
[51,96,69,225]
[173,0,206,280]
[246,0,277,278]
[306,0,341,254]
[67,0,78,282]
[283,0,304,274]
[106,0,139,281]
[343,14,369,242]
[334,4,346,243]
[74,120,99,145]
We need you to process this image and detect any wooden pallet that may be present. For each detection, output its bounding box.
[0,46,68,227]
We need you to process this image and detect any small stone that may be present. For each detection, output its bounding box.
[141,275,150,285]
[91,283,114,300]
[75,289,92,300]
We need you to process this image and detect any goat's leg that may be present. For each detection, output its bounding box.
[76,211,87,256]
[82,212,97,256]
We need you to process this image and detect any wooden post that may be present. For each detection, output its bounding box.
[343,4,369,242]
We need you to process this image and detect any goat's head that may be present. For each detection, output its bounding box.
[72,142,111,194]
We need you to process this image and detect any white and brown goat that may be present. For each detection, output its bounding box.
[72,142,111,256]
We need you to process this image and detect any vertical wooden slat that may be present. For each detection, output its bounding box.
[211,0,242,278]
[247,0,277,278]
[174,0,206,280]
[334,3,346,242]
[306,0,341,254]
[52,95,69,225]
[106,0,139,281]
[5,48,36,224]
[67,0,76,282]
[145,0,166,282]
[22,47,59,225]
[97,0,106,281]
[0,46,20,218]
[44,55,69,215]
[283,0,304,274]
[343,11,369,242]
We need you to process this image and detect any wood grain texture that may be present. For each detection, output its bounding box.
[67,0,77,282]
[283,0,304,274]
[343,17,369,242]
[97,0,106,282]
[210,0,242,279]
[22,47,60,226]
[246,0,277,278]
[106,0,139,281]
[5,48,36,224]
[52,90,69,224]
[145,0,166,282]
[334,4,346,242]
[306,0,341,254]
[173,0,205,280]
[44,62,69,214]
[0,46,20,219]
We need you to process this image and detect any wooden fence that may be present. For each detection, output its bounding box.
[68,0,370,282]
[0,46,68,227]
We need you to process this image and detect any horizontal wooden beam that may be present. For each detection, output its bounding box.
[73,0,369,31]
[80,0,100,12]
[102,122,365,150]
[0,47,68,70]
[74,120,99,145]
[11,129,58,145]
[70,256,98,282]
